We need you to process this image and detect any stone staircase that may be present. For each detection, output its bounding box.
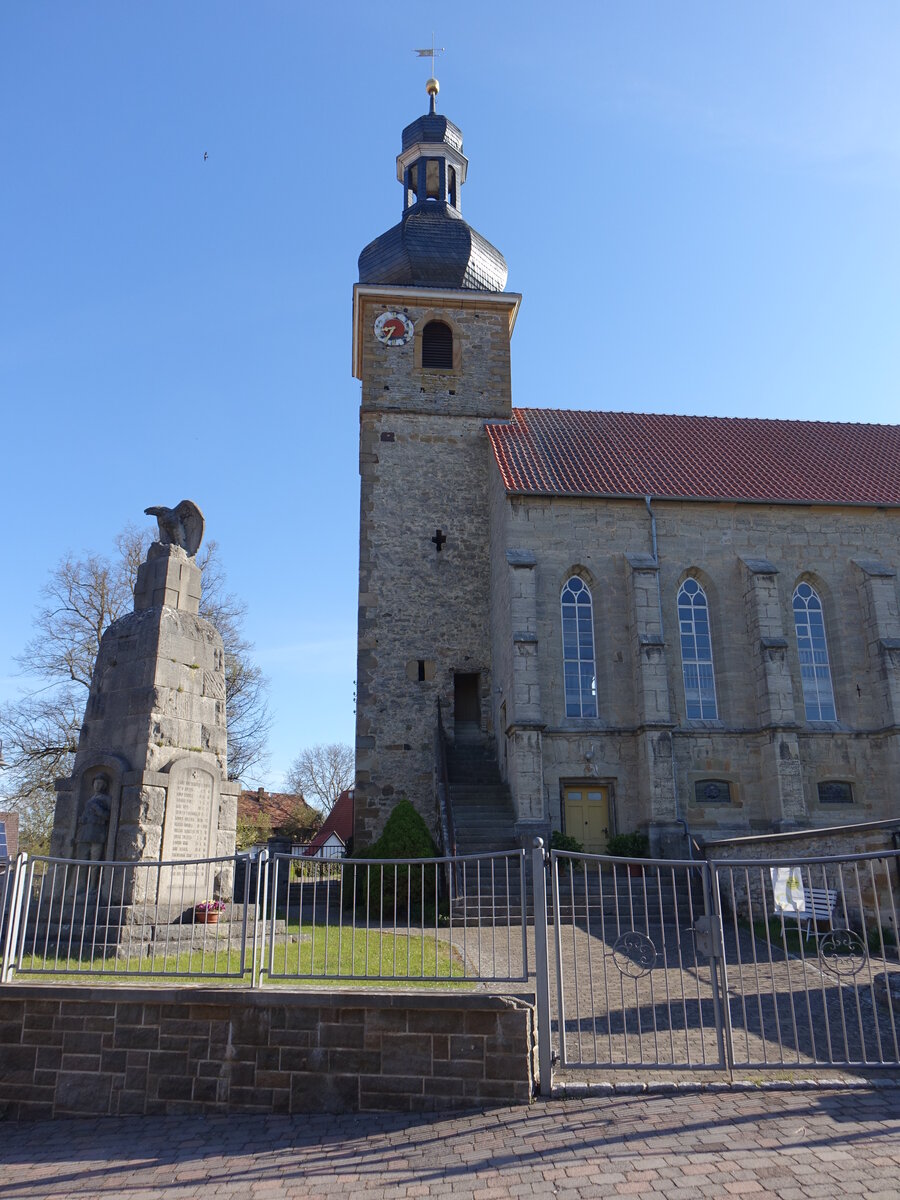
[446,723,526,922]
[443,725,702,929]
[551,866,703,928]
[447,724,518,856]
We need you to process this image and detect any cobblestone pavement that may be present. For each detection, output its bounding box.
[1,1088,899,1199]
[460,896,900,1074]
[549,920,900,1071]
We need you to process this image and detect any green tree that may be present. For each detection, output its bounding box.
[354,799,440,916]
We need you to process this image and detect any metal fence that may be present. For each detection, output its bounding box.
[0,848,527,988]
[0,858,13,968]
[538,843,900,1084]
[5,838,898,1088]
[291,842,345,860]
[712,853,900,1070]
[260,849,528,985]
[1,851,257,981]
[546,849,725,1072]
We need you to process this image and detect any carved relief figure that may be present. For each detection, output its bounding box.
[75,774,112,862]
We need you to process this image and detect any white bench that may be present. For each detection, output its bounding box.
[776,884,839,944]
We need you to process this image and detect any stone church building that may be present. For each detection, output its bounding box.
[352,82,900,856]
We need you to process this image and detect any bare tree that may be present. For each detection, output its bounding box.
[0,525,271,852]
[193,538,271,781]
[285,743,354,814]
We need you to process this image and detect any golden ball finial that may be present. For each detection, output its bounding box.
[426,76,440,97]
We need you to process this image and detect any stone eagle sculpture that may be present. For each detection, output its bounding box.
[144,500,205,558]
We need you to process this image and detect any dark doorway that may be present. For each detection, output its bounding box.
[453,672,480,727]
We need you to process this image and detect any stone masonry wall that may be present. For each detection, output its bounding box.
[0,987,536,1120]
[702,819,900,930]
[703,817,900,861]
[355,290,517,846]
[488,463,515,757]
[496,492,900,844]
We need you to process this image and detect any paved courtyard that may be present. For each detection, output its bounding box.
[1,1087,899,1199]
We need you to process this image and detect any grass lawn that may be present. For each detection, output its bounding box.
[11,924,471,988]
[265,922,469,985]
[750,915,815,958]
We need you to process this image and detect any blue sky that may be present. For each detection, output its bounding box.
[2,2,899,789]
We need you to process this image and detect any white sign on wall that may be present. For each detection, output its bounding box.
[771,866,806,913]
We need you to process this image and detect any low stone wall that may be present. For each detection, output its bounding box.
[702,819,900,928]
[0,986,536,1120]
[702,817,900,863]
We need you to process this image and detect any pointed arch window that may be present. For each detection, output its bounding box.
[792,583,837,721]
[561,577,597,718]
[677,578,718,720]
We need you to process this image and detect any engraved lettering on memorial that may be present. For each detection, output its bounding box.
[166,769,213,859]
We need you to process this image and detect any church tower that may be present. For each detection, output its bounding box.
[352,78,521,845]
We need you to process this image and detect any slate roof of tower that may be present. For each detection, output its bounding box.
[358,203,508,291]
[485,408,900,506]
[401,112,463,152]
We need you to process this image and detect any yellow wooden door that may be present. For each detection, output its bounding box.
[563,786,610,853]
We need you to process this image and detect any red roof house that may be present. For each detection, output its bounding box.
[237,788,319,842]
[305,789,354,857]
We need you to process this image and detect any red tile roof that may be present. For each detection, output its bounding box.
[306,789,354,855]
[238,789,319,833]
[485,409,900,506]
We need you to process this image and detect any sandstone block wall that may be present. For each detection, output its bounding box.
[0,987,536,1119]
[490,493,900,845]
[355,289,517,846]
[703,819,900,929]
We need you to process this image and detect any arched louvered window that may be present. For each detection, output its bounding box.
[422,320,453,369]
[792,583,837,721]
[677,579,718,720]
[561,577,597,718]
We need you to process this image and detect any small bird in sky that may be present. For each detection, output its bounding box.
[203,151,208,161]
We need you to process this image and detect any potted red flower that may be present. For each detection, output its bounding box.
[194,899,226,925]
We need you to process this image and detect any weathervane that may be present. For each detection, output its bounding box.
[414,35,444,111]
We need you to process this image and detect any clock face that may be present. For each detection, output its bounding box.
[374,310,414,347]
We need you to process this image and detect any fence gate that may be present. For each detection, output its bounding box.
[538,846,900,1088]
[711,852,900,1071]
[543,849,727,1074]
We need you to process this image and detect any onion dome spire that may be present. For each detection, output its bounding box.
[357,80,508,292]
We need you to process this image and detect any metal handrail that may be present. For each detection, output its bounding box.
[435,698,459,900]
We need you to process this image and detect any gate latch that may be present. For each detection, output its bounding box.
[693,916,721,959]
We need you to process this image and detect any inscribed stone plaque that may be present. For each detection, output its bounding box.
[160,764,220,905]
